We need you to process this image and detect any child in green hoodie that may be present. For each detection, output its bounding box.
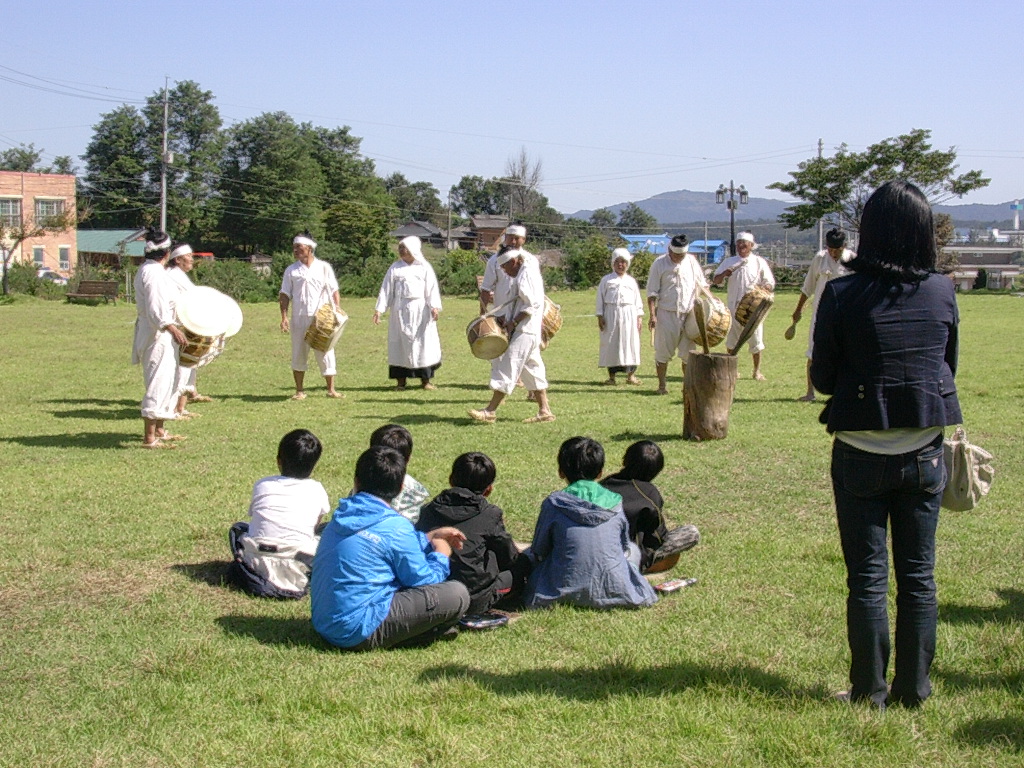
[524,437,657,609]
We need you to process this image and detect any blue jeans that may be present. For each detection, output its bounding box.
[831,434,945,708]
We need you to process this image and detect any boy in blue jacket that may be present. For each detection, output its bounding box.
[524,436,658,609]
[311,446,470,650]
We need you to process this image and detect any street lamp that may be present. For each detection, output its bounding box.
[716,180,749,256]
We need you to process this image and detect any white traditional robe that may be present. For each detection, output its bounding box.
[167,266,198,395]
[801,248,854,358]
[596,272,644,368]
[133,259,178,420]
[490,258,547,393]
[374,259,442,370]
[279,257,340,374]
[714,253,776,353]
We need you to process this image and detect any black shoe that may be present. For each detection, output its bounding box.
[652,525,700,561]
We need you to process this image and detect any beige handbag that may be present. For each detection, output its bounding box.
[941,426,994,511]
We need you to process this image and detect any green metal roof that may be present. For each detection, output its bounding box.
[76,229,145,256]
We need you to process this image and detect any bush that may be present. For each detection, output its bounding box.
[562,234,613,289]
[3,263,67,300]
[435,248,484,296]
[335,254,392,298]
[192,259,277,303]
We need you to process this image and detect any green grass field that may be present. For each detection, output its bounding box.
[1,290,1021,767]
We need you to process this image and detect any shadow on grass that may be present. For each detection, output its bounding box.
[171,560,234,588]
[214,394,298,403]
[0,432,138,449]
[420,660,821,701]
[216,615,326,648]
[732,396,813,404]
[45,397,137,407]
[940,588,1024,625]
[610,431,684,443]
[348,413,481,426]
[50,407,137,420]
[954,716,1024,752]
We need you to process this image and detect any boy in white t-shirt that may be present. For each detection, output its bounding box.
[229,429,332,598]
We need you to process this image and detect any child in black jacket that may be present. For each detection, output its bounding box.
[600,440,699,573]
[416,452,529,614]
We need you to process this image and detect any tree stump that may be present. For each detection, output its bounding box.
[683,352,738,441]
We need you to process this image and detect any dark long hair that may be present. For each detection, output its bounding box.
[850,180,937,284]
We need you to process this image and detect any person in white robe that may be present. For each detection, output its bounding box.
[479,224,531,314]
[596,247,644,385]
[132,228,187,448]
[165,244,203,419]
[792,227,854,401]
[468,248,555,424]
[373,236,443,390]
[279,233,342,400]
[713,231,776,380]
[646,234,707,394]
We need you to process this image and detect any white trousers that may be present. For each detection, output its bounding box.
[654,309,696,364]
[489,331,547,394]
[726,316,765,354]
[290,327,337,376]
[141,333,179,420]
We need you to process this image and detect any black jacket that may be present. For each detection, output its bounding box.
[810,272,962,433]
[599,473,667,568]
[415,487,522,609]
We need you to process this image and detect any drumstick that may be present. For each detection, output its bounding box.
[784,318,798,340]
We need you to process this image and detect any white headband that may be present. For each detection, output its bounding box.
[169,244,193,261]
[736,232,756,247]
[496,248,521,266]
[668,242,689,255]
[293,235,317,249]
[505,225,527,238]
[145,235,171,253]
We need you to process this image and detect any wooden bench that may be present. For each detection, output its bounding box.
[66,280,120,305]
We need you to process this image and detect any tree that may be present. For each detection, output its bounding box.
[450,175,507,217]
[504,147,543,221]
[217,112,327,254]
[617,202,659,234]
[143,81,224,245]
[935,212,959,273]
[1,208,77,295]
[80,106,151,228]
[768,129,990,232]
[383,172,444,226]
[0,143,75,174]
[589,208,617,230]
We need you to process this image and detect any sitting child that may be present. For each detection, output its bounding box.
[311,446,470,650]
[416,452,531,615]
[524,436,657,609]
[369,424,429,523]
[600,440,700,574]
[229,429,331,598]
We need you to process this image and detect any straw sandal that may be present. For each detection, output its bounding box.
[468,409,497,423]
[141,439,176,450]
[290,392,307,400]
[523,413,556,424]
[326,391,345,399]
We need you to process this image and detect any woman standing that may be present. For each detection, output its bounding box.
[595,247,644,385]
[373,236,442,390]
[811,180,962,709]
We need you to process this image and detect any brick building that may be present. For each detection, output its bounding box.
[0,171,77,278]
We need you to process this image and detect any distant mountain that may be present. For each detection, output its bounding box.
[568,189,1023,228]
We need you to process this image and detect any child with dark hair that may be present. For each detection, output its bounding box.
[311,447,470,650]
[416,452,530,615]
[369,423,429,523]
[524,437,657,609]
[229,429,331,598]
[600,440,700,574]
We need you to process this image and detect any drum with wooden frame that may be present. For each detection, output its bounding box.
[304,303,348,353]
[540,296,562,350]
[685,293,731,349]
[466,315,509,360]
[176,286,241,368]
[734,284,775,328]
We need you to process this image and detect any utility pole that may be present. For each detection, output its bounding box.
[817,138,824,252]
[159,77,171,233]
[716,181,748,256]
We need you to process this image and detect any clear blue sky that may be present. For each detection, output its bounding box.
[3,0,1021,215]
